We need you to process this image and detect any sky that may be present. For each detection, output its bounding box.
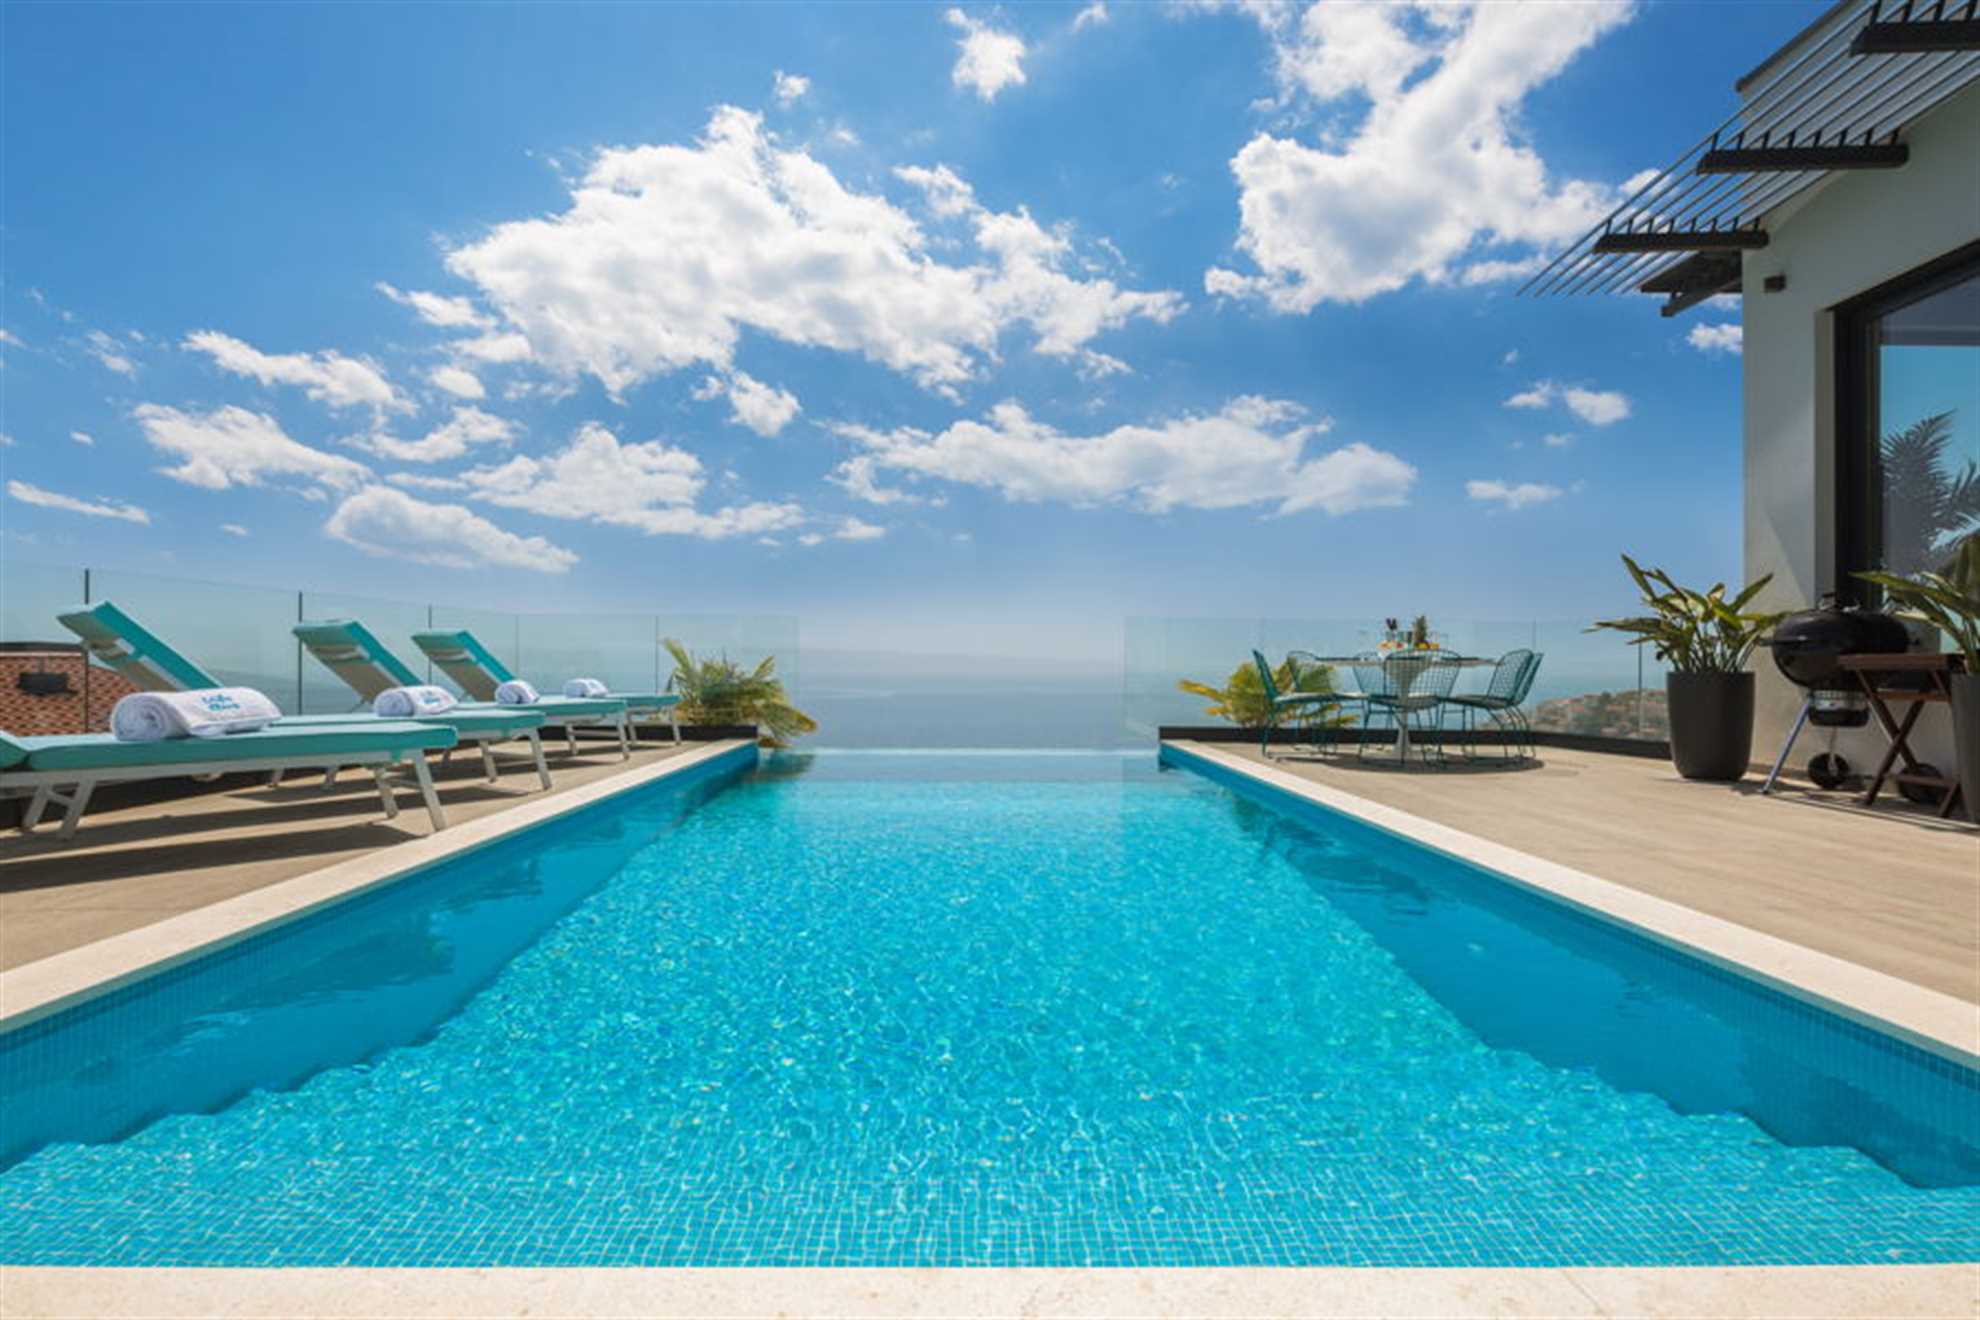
[0,1,1812,662]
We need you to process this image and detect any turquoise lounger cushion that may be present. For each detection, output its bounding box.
[294,620,425,694]
[618,693,682,710]
[0,732,30,770]
[491,696,626,720]
[57,601,220,692]
[9,722,455,772]
[410,629,512,699]
[276,710,546,736]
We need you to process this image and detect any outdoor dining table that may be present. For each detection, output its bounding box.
[1299,651,1494,762]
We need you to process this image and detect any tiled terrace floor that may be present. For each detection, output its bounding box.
[1184,742,1979,1003]
[0,738,696,971]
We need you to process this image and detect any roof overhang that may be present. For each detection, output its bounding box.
[1521,0,1980,315]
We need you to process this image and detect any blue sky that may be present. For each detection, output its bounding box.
[1,1,1810,661]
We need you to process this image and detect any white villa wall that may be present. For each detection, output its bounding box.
[1742,81,1980,771]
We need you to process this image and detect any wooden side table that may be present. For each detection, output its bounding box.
[1836,653,1967,819]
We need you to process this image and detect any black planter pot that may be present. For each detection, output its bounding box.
[1665,671,1755,782]
[1950,671,1980,826]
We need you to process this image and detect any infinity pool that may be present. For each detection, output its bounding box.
[1,749,1975,1266]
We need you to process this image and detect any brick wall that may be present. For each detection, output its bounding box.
[0,651,143,734]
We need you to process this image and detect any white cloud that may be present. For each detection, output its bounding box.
[454,421,805,540]
[428,364,487,399]
[946,9,1027,101]
[1687,322,1742,356]
[829,453,921,505]
[374,282,489,329]
[835,515,886,541]
[698,370,802,437]
[454,331,533,364]
[220,523,250,537]
[1073,2,1109,31]
[444,108,1177,396]
[183,330,408,414]
[801,515,888,547]
[326,486,578,573]
[1562,386,1630,426]
[834,396,1414,516]
[356,406,516,464]
[1501,379,1630,426]
[0,328,22,348]
[772,70,811,105]
[69,430,94,446]
[1203,1,1637,310]
[1466,478,1564,511]
[1501,349,1518,366]
[133,403,371,492]
[1542,432,1574,448]
[0,433,13,447]
[7,480,150,524]
[85,329,137,376]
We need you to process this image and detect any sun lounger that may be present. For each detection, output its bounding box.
[411,628,680,743]
[0,722,457,840]
[294,620,630,759]
[58,602,554,790]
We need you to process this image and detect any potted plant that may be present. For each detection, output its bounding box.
[664,640,817,747]
[1858,533,1980,824]
[1591,556,1786,781]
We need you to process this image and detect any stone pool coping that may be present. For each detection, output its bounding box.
[0,739,755,1035]
[0,1263,1972,1317]
[1163,741,1980,1069]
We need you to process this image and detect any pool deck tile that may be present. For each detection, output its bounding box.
[0,739,705,972]
[0,741,751,1032]
[0,1264,1971,1318]
[1192,741,1979,1004]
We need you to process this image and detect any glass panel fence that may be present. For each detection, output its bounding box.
[299,591,437,713]
[0,561,87,649]
[517,612,657,697]
[0,558,797,736]
[90,567,302,712]
[1127,616,1667,743]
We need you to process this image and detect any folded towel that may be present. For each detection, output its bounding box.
[111,688,281,742]
[372,685,459,719]
[495,679,541,706]
[563,677,609,699]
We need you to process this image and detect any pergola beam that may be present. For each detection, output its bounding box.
[1593,229,1771,254]
[1697,141,1909,172]
[1638,251,1742,295]
[1851,18,1980,55]
[1660,280,1743,318]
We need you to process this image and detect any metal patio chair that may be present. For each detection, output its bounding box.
[1447,650,1543,762]
[1252,650,1348,760]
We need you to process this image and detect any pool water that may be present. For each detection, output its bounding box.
[1,749,1975,1267]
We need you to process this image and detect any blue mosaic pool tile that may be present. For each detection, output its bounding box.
[1,751,1975,1267]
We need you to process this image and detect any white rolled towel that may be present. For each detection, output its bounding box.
[112,688,281,741]
[495,679,541,706]
[563,677,609,699]
[372,685,459,718]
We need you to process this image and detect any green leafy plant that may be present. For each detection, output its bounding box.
[1178,656,1350,729]
[1857,532,1980,670]
[664,639,817,746]
[1589,555,1787,673]
[1409,614,1431,649]
[1879,412,1980,579]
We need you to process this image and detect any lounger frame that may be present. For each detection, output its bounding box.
[8,744,450,842]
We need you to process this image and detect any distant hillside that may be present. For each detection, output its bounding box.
[1532,688,1669,741]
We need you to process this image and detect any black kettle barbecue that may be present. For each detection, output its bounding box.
[1759,593,1913,792]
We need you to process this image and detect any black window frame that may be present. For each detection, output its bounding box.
[1833,239,1980,605]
